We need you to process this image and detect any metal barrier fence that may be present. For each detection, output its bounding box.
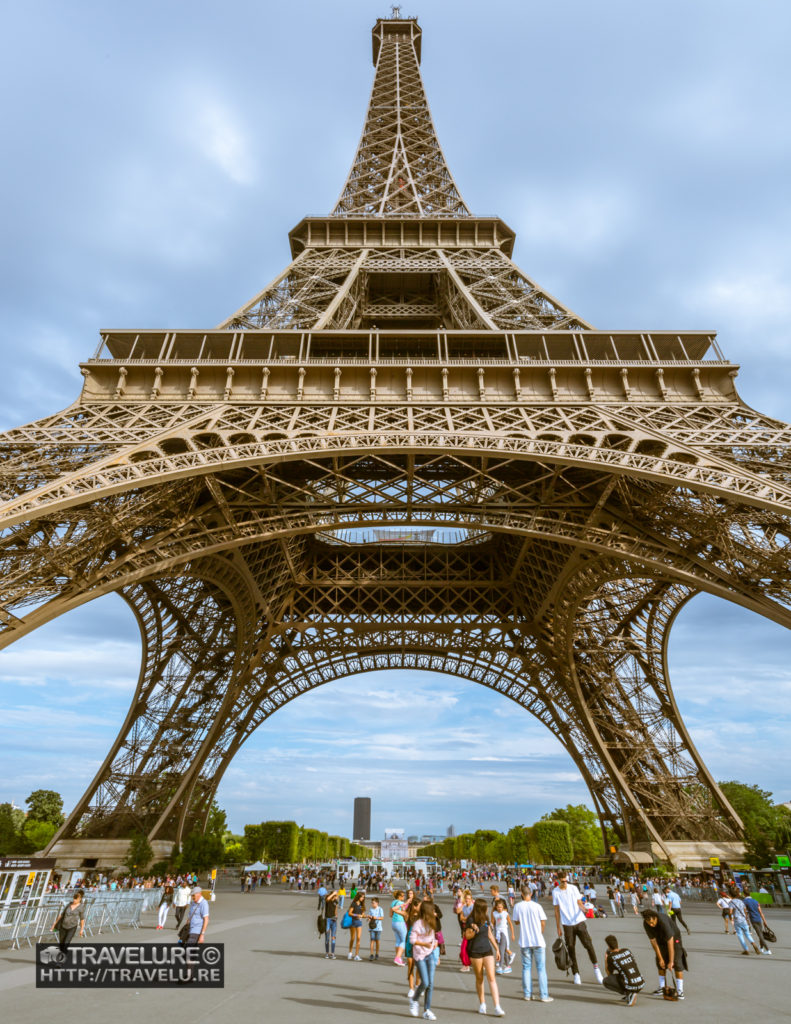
[0,890,150,949]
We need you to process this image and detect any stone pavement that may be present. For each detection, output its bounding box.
[0,886,787,1024]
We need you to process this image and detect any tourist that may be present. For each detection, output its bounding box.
[492,898,514,975]
[52,888,86,954]
[184,885,209,945]
[405,895,423,999]
[602,934,644,1006]
[742,892,772,955]
[457,889,475,973]
[391,888,409,966]
[642,908,686,999]
[157,883,174,930]
[409,899,439,1020]
[367,896,384,959]
[716,890,733,933]
[324,888,339,958]
[464,898,504,1016]
[664,886,690,935]
[512,883,552,1003]
[727,893,761,956]
[552,871,604,985]
[347,890,365,960]
[173,878,191,930]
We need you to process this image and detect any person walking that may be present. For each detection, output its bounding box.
[464,898,505,1016]
[552,871,604,986]
[409,900,439,1021]
[602,934,645,1006]
[727,893,761,956]
[664,886,690,935]
[742,892,772,955]
[156,883,174,930]
[52,888,86,955]
[391,889,410,966]
[173,879,191,930]
[512,884,552,1003]
[184,886,209,946]
[642,908,687,999]
[717,890,734,933]
[492,898,514,975]
[323,889,339,958]
[456,889,475,973]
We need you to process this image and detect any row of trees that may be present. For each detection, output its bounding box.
[238,820,372,864]
[419,804,602,865]
[0,790,65,856]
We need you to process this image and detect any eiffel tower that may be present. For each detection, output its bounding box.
[4,11,790,869]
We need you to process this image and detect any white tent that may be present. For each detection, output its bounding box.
[244,861,268,871]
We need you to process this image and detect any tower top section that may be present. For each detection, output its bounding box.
[333,15,468,218]
[372,14,422,64]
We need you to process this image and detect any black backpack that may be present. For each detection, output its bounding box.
[552,936,570,972]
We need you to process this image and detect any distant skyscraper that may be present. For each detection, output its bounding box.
[447,825,455,837]
[353,797,371,840]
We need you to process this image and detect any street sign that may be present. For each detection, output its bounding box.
[211,869,217,879]
[709,857,720,867]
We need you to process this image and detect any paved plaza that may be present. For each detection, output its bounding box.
[0,886,787,1024]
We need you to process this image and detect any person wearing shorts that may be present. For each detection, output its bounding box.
[464,898,505,1016]
[368,897,384,960]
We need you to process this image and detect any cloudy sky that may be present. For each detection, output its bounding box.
[1,0,790,839]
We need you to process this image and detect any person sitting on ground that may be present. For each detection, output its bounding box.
[603,934,645,1007]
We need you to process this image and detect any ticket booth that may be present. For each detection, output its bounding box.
[0,857,55,927]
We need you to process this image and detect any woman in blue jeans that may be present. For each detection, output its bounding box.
[409,901,438,1020]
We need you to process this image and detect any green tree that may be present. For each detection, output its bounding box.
[0,803,21,855]
[243,824,264,862]
[25,790,64,826]
[179,830,225,872]
[124,832,153,874]
[533,820,573,864]
[540,804,604,863]
[204,801,227,840]
[719,781,786,867]
[19,820,58,854]
[261,821,300,861]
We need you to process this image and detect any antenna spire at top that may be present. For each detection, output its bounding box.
[390,5,401,18]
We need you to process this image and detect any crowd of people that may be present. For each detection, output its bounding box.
[306,866,780,1017]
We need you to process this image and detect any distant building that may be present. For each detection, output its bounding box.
[447,825,455,837]
[353,797,371,840]
[381,828,409,860]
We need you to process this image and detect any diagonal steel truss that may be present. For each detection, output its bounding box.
[1,13,788,861]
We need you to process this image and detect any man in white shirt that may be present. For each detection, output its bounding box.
[552,871,604,985]
[512,885,553,1002]
[652,889,666,914]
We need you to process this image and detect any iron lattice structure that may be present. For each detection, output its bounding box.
[2,14,790,861]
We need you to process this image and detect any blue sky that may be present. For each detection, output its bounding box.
[1,0,790,838]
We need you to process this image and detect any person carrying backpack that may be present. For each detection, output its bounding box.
[603,934,645,1006]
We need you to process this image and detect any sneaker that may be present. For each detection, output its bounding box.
[762,949,773,955]
[394,956,406,966]
[626,993,637,1007]
[651,988,664,995]
[478,1005,487,1015]
[539,997,554,1003]
[523,995,531,1001]
[677,994,685,1001]
[423,1013,437,1022]
[460,966,471,972]
[348,952,353,960]
[329,954,336,959]
[324,953,330,959]
[353,955,362,961]
[573,973,582,985]
[407,989,416,998]
[493,1009,505,1018]
[508,951,516,965]
[741,951,750,956]
[375,954,379,960]
[593,966,604,984]
[495,967,503,974]
[408,1000,419,1018]
[501,966,512,974]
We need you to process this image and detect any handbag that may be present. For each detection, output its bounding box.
[341,911,353,929]
[763,926,777,943]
